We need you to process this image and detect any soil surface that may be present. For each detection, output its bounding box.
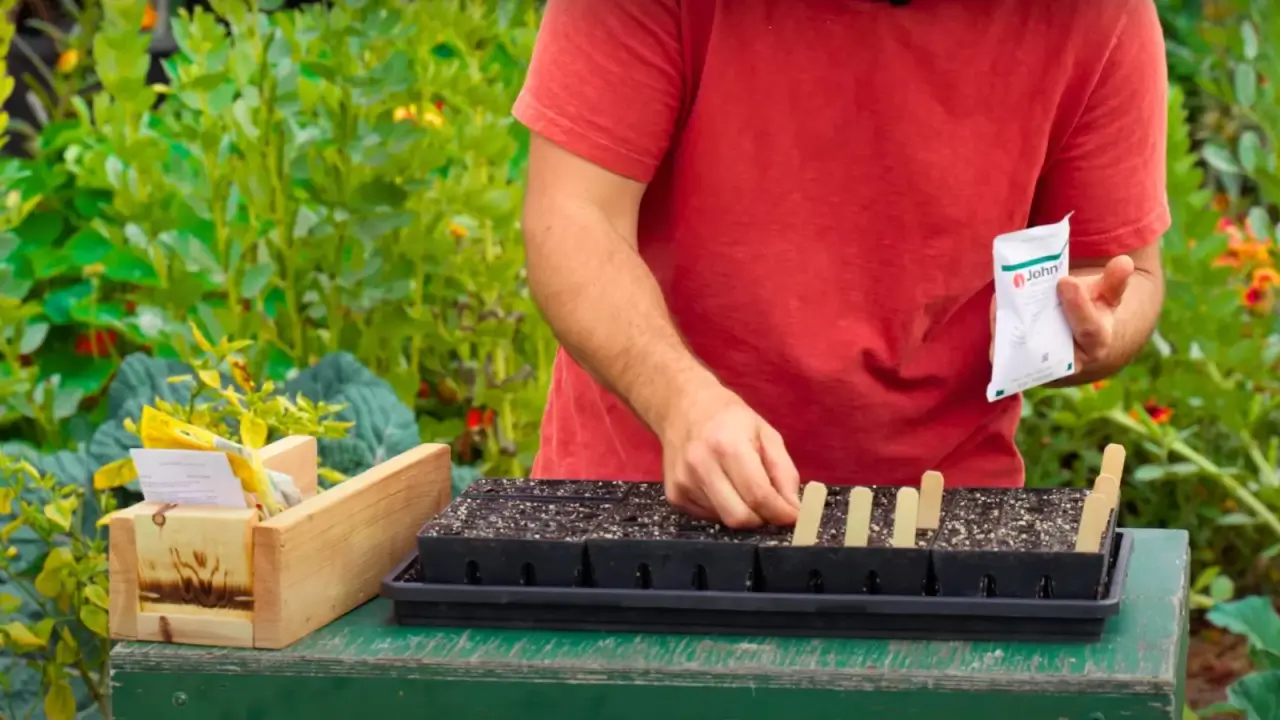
[1186,623,1254,718]
[464,478,631,501]
[420,498,614,540]
[593,500,775,542]
[934,488,1089,552]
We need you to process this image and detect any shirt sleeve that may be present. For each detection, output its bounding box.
[512,0,684,184]
[1029,0,1172,259]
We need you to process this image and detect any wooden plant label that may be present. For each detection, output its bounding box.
[891,487,919,548]
[1092,474,1119,511]
[792,482,828,547]
[1101,443,1126,481]
[1074,491,1111,553]
[844,487,874,547]
[918,471,944,530]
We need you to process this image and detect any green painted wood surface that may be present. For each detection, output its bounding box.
[109,528,1190,720]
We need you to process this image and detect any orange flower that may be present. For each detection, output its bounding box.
[392,104,444,129]
[1253,267,1280,287]
[1090,380,1108,391]
[141,3,157,30]
[1211,194,1230,213]
[447,222,468,239]
[1213,253,1241,269]
[55,49,79,74]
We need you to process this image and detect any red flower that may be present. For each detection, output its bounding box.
[433,100,444,111]
[1243,284,1266,309]
[1131,400,1173,425]
[465,408,496,431]
[417,381,431,400]
[124,300,137,313]
[73,329,119,358]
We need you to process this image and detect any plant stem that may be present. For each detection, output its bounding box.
[1104,408,1280,539]
[75,652,106,710]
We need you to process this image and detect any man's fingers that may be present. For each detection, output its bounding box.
[1095,256,1134,307]
[688,448,764,529]
[1058,276,1108,353]
[757,426,801,511]
[718,437,798,527]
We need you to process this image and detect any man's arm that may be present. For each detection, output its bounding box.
[522,135,709,435]
[1051,240,1165,386]
[522,135,801,528]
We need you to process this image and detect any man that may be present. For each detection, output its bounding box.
[514,0,1168,530]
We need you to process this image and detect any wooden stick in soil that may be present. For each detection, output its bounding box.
[917,470,944,530]
[792,481,828,547]
[1101,443,1126,481]
[844,487,873,547]
[1092,473,1119,511]
[1073,491,1111,553]
[892,487,919,548]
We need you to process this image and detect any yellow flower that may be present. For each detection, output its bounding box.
[447,222,468,239]
[1252,267,1280,287]
[55,49,79,74]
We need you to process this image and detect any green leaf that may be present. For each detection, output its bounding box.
[1246,206,1273,241]
[1239,131,1265,174]
[0,231,18,261]
[12,211,64,247]
[54,631,78,665]
[25,246,72,279]
[300,60,338,82]
[1203,143,1242,174]
[1207,596,1280,658]
[84,585,109,609]
[42,498,74,531]
[64,227,112,265]
[79,604,108,638]
[1227,670,1280,720]
[0,592,21,614]
[181,71,230,93]
[1,620,47,650]
[18,321,49,355]
[104,246,162,286]
[42,282,93,324]
[240,261,275,297]
[44,678,75,720]
[1216,512,1258,527]
[1242,20,1260,60]
[1235,63,1258,108]
[1210,575,1236,603]
[1132,464,1166,482]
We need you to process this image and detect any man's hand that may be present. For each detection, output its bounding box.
[988,243,1163,385]
[1056,254,1135,370]
[658,380,801,530]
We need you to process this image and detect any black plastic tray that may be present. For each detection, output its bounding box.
[381,529,1133,642]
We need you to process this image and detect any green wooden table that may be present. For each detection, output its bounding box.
[109,528,1189,720]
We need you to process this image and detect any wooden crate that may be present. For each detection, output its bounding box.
[107,438,453,650]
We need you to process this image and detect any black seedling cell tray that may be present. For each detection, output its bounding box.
[930,488,1117,600]
[587,499,772,591]
[383,529,1134,642]
[755,488,934,596]
[415,497,613,587]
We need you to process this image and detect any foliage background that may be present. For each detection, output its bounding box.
[0,0,1277,718]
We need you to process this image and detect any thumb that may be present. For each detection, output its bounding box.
[757,425,801,509]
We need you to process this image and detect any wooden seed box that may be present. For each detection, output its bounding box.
[108,437,452,650]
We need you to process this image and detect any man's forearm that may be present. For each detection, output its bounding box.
[524,203,716,434]
[1055,265,1164,385]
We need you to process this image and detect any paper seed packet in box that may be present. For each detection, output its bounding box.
[986,213,1076,403]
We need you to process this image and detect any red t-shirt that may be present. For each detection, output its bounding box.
[513,0,1170,488]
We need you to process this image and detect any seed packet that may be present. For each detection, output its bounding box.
[986,213,1076,402]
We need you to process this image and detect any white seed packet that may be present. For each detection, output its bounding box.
[986,213,1076,402]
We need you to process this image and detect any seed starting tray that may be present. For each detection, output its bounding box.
[381,479,1131,642]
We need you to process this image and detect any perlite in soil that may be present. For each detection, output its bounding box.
[986,213,1076,402]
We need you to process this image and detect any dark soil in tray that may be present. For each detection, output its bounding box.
[931,488,1111,600]
[417,498,616,587]
[587,499,774,592]
[462,478,631,502]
